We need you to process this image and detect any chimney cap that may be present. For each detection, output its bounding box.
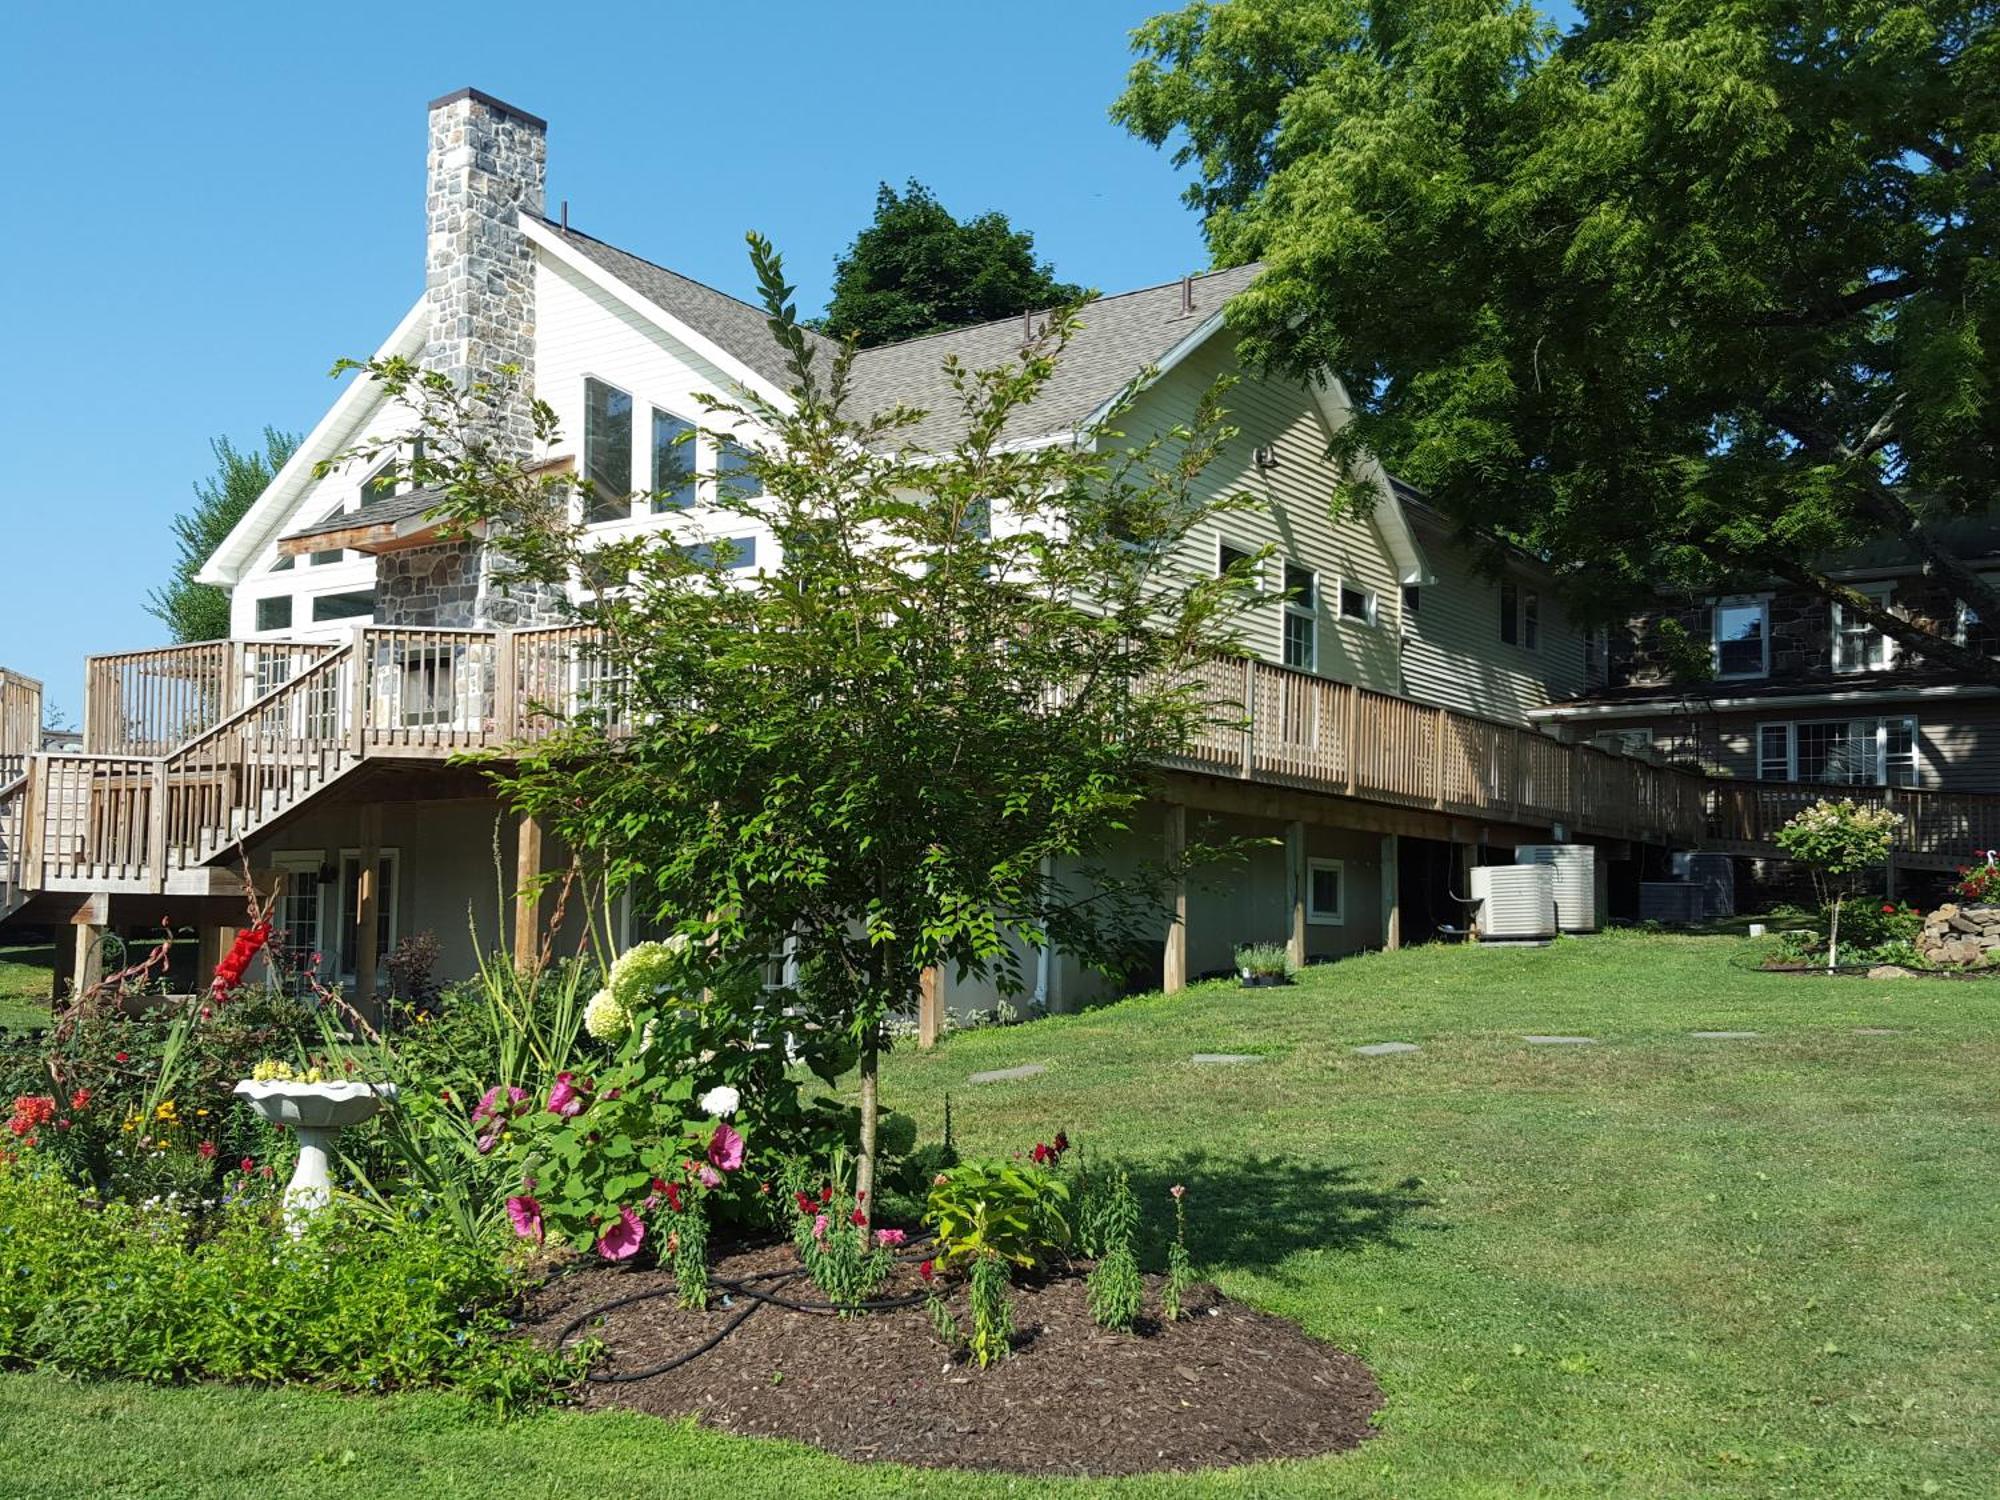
[428,88,547,131]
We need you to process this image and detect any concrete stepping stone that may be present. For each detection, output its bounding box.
[1353,1041,1421,1057]
[1690,1030,1760,1039]
[1191,1052,1264,1064]
[968,1063,1046,1084]
[1522,1035,1596,1046]
[1854,1027,1903,1036]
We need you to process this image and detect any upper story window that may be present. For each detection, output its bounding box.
[1522,591,1540,650]
[1401,584,1420,617]
[1832,584,1895,673]
[1218,539,1253,578]
[1500,579,1519,645]
[311,589,376,623]
[651,410,696,512]
[584,377,634,523]
[1339,583,1374,624]
[255,596,293,633]
[1712,596,1769,678]
[713,439,759,503]
[1283,563,1317,671]
[360,463,400,507]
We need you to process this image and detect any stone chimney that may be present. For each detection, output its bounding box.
[379,89,560,628]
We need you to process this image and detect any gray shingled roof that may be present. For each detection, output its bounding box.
[544,219,1263,449]
[847,264,1265,449]
[537,219,836,392]
[283,487,443,543]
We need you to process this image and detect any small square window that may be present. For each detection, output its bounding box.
[255,595,293,632]
[1218,540,1254,579]
[1307,858,1343,926]
[1340,584,1372,623]
[1714,597,1769,678]
[1401,585,1420,616]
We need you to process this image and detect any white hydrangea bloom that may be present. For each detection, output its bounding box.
[698,1084,741,1118]
[582,987,632,1042]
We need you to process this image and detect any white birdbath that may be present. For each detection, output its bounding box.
[233,1079,397,1225]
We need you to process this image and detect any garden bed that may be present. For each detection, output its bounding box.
[522,1240,1382,1477]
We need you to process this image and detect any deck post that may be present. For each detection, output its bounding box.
[1381,833,1401,950]
[1241,660,1256,778]
[1163,802,1188,993]
[513,812,545,970]
[1432,707,1447,808]
[917,967,944,1049]
[72,920,105,996]
[353,803,382,1014]
[347,625,370,756]
[1285,819,1307,969]
[491,629,517,739]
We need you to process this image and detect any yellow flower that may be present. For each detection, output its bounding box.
[195,1108,209,1118]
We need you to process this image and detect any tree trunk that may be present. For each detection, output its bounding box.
[1827,893,1842,973]
[855,1023,880,1242]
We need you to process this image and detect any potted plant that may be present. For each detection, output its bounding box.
[1234,943,1294,988]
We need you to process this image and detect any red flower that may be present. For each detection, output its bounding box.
[665,1181,684,1214]
[113,1052,128,1064]
[819,1184,833,1204]
[850,1207,867,1226]
[1031,1142,1052,1165]
[918,1258,935,1284]
[197,1140,217,1160]
[794,1191,817,1216]
[68,1088,91,1112]
[240,1157,255,1174]
[1882,903,1896,914]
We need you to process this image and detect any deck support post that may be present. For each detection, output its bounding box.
[72,920,105,996]
[1164,803,1188,993]
[353,804,382,1014]
[1285,820,1307,969]
[917,967,944,1049]
[513,813,545,971]
[1381,833,1401,950]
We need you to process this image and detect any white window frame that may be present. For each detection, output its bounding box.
[1712,594,1770,680]
[330,847,402,986]
[1306,857,1344,926]
[1282,562,1318,672]
[1755,717,1919,787]
[581,372,639,526]
[269,851,329,990]
[1337,579,1377,627]
[1832,584,1896,674]
[1217,536,1265,590]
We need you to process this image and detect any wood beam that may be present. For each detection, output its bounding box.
[917,967,944,1049]
[1163,803,1188,994]
[353,804,382,1014]
[1381,833,1401,951]
[72,922,105,996]
[513,813,546,970]
[1284,820,1307,969]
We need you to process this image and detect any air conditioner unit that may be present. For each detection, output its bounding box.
[1640,882,1707,925]
[1514,844,1605,933]
[1470,864,1557,941]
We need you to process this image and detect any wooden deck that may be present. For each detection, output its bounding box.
[0,668,41,786]
[2,629,1994,911]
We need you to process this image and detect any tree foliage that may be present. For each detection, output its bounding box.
[341,236,1258,1224]
[821,180,1087,347]
[1116,0,2000,678]
[147,429,300,642]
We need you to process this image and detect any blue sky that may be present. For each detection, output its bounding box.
[0,0,1212,713]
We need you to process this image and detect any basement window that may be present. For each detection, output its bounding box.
[584,377,634,523]
[1306,858,1344,926]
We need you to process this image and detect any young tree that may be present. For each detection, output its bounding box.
[1116,0,2000,676]
[346,237,1258,1229]
[1773,798,1903,970]
[822,180,1087,347]
[148,429,300,641]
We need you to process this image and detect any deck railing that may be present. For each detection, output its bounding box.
[0,669,42,783]
[21,625,2000,896]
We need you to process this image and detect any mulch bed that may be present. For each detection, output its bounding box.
[519,1240,1382,1477]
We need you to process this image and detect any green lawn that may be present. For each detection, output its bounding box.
[0,942,53,1031]
[4,932,1997,1498]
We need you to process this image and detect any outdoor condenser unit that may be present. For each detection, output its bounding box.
[1469,864,1558,941]
[1513,844,1606,933]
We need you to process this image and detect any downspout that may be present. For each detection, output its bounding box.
[1033,854,1055,1012]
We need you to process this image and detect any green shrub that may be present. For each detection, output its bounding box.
[1087,1241,1143,1332]
[1233,942,1292,979]
[924,1159,1069,1271]
[0,1154,577,1413]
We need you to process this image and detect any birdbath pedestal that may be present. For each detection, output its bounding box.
[232,1080,397,1223]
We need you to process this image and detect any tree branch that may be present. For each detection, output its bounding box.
[1752,274,1927,329]
[1761,553,2000,687]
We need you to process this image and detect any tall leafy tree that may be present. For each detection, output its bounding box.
[822,180,1087,347]
[344,237,1256,1230]
[147,429,299,641]
[1116,0,2000,679]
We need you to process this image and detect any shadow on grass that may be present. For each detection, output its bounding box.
[1118,1150,1431,1281]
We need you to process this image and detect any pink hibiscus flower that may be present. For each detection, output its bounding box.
[547,1072,586,1118]
[596,1205,645,1261]
[506,1194,543,1243]
[875,1228,907,1248]
[707,1120,745,1173]
[697,1164,722,1189]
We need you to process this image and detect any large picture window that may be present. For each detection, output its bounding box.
[1757,717,1918,787]
[1713,597,1769,678]
[584,377,633,523]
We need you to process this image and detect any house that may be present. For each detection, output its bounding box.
[0,90,1726,1015]
[1530,523,2000,795]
